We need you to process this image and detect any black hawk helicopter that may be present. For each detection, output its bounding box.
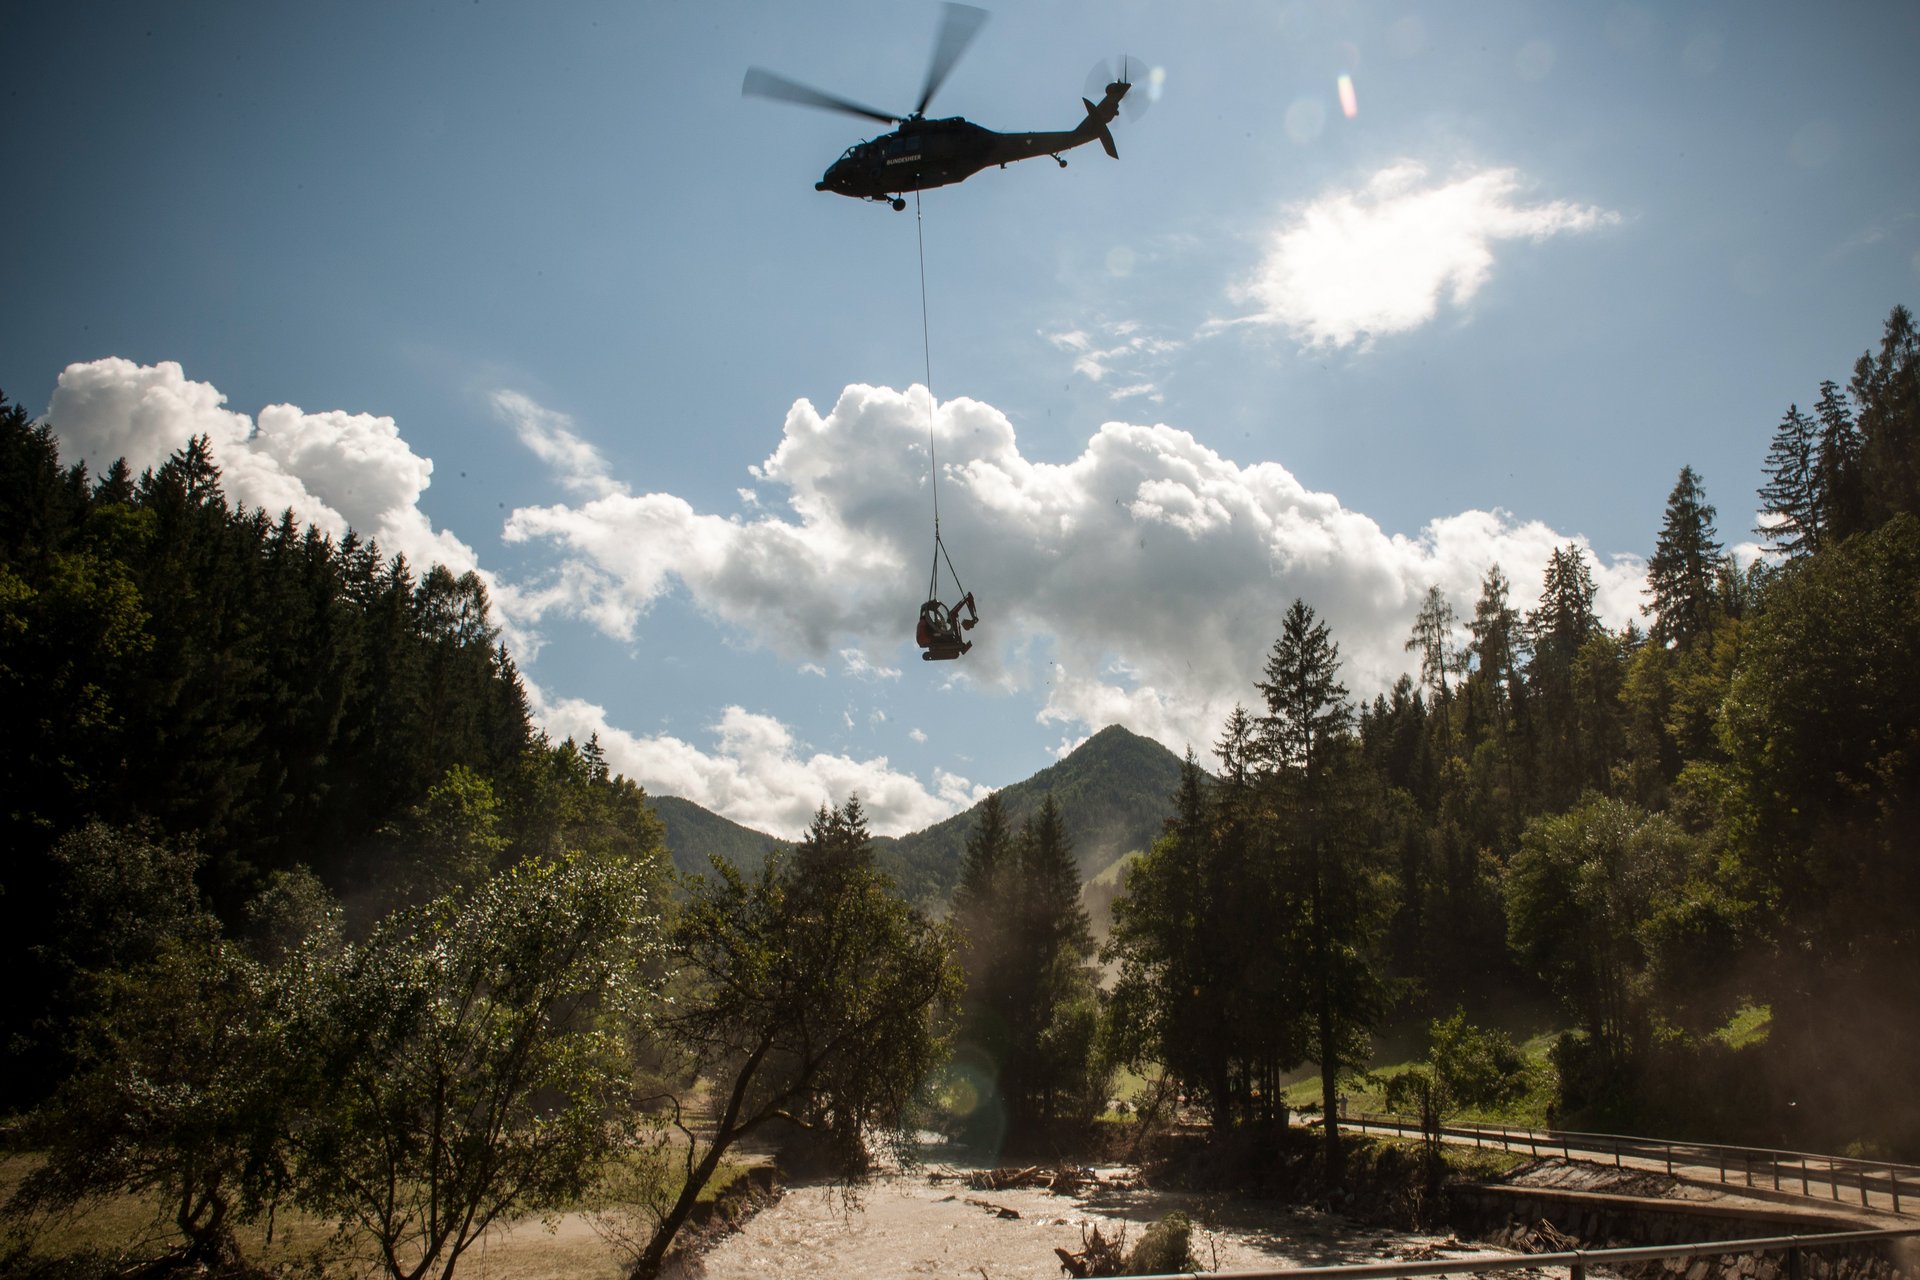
[743,3,1133,210]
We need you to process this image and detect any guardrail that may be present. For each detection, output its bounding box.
[1340,1113,1919,1216]
[1123,1226,1920,1280]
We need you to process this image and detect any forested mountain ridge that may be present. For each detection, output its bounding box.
[650,794,793,877]
[883,723,1190,902]
[654,724,1191,905]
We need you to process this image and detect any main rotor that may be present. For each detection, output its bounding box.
[742,2,989,127]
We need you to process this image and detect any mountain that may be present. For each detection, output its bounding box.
[649,794,791,878]
[649,724,1190,907]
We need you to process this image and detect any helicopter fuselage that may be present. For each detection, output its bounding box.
[816,82,1127,204]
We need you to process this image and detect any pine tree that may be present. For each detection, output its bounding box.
[950,791,1016,1122]
[1757,404,1818,557]
[1526,546,1602,808]
[1255,600,1381,1182]
[1004,795,1100,1128]
[1645,465,1725,650]
[1813,379,1867,545]
[1404,585,1463,750]
[1854,304,1920,526]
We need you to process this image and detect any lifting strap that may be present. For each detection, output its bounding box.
[916,188,966,605]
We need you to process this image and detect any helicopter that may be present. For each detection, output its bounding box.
[743,3,1133,210]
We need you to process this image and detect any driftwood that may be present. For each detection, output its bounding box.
[965,1163,1099,1194]
[1055,1222,1129,1277]
[964,1195,1022,1219]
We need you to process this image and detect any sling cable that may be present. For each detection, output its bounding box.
[911,188,979,661]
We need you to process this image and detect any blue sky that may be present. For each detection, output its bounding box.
[5,1,1917,837]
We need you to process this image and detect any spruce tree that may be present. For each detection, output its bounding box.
[1813,379,1867,545]
[951,792,1016,1121]
[1757,404,1818,557]
[1404,584,1462,749]
[1854,304,1920,526]
[1004,795,1100,1129]
[1255,600,1381,1182]
[1645,465,1725,650]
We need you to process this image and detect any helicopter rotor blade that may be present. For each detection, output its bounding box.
[1084,53,1159,123]
[742,67,902,126]
[913,2,988,119]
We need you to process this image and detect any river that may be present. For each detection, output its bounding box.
[677,1160,1513,1279]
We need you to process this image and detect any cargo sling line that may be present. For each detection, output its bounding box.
[917,188,966,604]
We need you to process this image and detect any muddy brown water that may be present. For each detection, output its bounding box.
[681,1161,1508,1279]
[455,1159,1517,1280]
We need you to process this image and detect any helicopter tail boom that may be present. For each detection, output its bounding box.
[1079,96,1119,158]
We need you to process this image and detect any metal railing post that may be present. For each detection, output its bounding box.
[1773,1155,1781,1191]
[1832,1158,1841,1201]
[1666,1143,1674,1178]
[1800,1158,1809,1196]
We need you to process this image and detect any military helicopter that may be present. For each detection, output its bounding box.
[743,3,1133,210]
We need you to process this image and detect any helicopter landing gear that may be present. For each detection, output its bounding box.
[1051,152,1068,168]
[892,197,907,211]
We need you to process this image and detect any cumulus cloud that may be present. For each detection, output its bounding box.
[40,360,1652,838]
[46,358,479,576]
[35,358,996,838]
[526,680,987,838]
[1224,162,1620,349]
[502,383,1647,765]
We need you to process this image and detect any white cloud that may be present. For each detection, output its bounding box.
[45,358,479,577]
[42,362,1649,839]
[525,680,984,837]
[1224,162,1620,349]
[840,648,901,681]
[490,389,625,499]
[1046,322,1181,397]
[501,383,1647,766]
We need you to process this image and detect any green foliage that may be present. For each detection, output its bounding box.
[5,936,292,1265]
[1717,510,1920,1151]
[1109,602,1392,1171]
[1644,465,1726,651]
[648,793,792,877]
[1383,1010,1528,1163]
[1505,795,1698,1071]
[295,852,659,1280]
[1125,1211,1198,1274]
[617,800,959,1278]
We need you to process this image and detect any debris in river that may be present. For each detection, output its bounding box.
[964,1195,1022,1219]
[965,1163,1099,1193]
[1055,1222,1129,1277]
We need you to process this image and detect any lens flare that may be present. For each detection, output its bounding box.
[1338,73,1358,119]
